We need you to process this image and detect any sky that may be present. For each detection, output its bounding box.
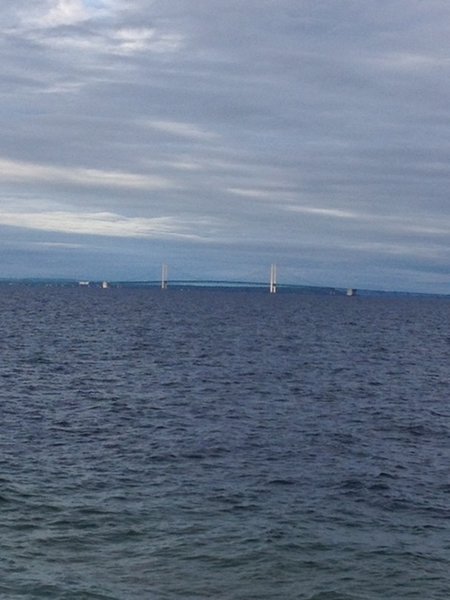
[1,0,450,292]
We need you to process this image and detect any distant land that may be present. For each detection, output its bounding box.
[0,278,448,298]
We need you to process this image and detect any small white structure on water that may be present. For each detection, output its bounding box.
[102,281,109,289]
[161,263,168,289]
[346,288,357,296]
[269,264,277,294]
[79,281,90,286]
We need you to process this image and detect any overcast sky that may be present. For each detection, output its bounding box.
[1,0,450,292]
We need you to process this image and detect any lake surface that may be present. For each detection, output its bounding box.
[0,286,449,599]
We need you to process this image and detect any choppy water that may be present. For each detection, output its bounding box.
[0,286,449,599]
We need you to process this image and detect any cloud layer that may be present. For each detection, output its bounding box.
[1,0,450,291]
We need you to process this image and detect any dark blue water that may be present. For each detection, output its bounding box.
[0,286,449,599]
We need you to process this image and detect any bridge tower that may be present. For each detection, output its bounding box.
[161,263,168,289]
[269,264,277,293]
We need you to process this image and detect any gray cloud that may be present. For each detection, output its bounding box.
[1,0,450,291]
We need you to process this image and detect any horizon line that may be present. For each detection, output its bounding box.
[0,277,448,298]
